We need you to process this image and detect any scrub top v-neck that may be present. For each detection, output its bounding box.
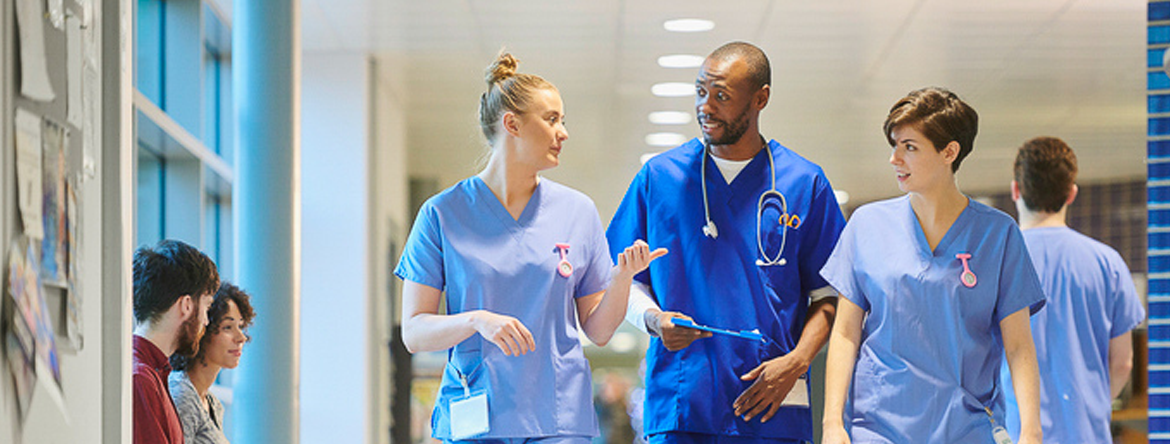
[396,176,613,440]
[820,195,1045,443]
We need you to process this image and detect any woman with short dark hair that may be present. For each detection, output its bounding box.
[820,87,1046,443]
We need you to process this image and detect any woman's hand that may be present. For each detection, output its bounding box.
[614,240,668,282]
[471,311,536,356]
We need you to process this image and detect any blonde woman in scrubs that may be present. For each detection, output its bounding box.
[819,87,1045,443]
[395,52,666,444]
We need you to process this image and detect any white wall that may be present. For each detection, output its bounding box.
[301,52,371,444]
[301,51,411,444]
[369,53,410,444]
[0,0,128,442]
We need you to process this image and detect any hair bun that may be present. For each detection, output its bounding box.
[485,52,519,86]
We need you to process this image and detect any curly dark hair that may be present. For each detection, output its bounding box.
[170,282,256,371]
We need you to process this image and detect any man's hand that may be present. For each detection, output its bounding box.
[645,310,711,351]
[733,353,809,422]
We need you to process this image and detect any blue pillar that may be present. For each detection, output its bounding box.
[1150,2,1170,441]
[232,0,301,443]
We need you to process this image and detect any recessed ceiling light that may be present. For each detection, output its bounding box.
[651,82,693,97]
[663,18,714,32]
[657,54,704,69]
[646,132,688,147]
[834,189,850,205]
[648,111,692,125]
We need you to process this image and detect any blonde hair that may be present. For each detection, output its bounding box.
[478,52,555,143]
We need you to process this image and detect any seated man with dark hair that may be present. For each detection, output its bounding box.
[132,239,220,444]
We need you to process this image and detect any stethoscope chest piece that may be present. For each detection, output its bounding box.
[702,220,719,239]
[699,141,790,267]
[555,243,573,278]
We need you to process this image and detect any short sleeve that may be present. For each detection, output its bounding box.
[574,199,614,298]
[1108,253,1146,337]
[606,166,651,285]
[799,173,847,296]
[820,215,867,311]
[394,201,446,290]
[995,225,1047,322]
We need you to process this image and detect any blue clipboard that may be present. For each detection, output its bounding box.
[672,318,764,342]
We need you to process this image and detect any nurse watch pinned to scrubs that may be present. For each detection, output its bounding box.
[555,243,573,277]
[956,253,977,288]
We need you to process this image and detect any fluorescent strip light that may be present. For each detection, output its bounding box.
[834,190,850,205]
[663,19,714,32]
[649,111,691,125]
[658,54,704,69]
[651,82,693,97]
[646,132,688,147]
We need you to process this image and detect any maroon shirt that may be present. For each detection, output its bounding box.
[133,335,184,444]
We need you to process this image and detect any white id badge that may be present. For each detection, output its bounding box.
[781,374,810,407]
[449,391,490,440]
[991,426,1013,444]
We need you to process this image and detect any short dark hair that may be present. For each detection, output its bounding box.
[883,87,979,173]
[133,240,220,325]
[171,282,256,371]
[708,41,771,90]
[1014,136,1078,213]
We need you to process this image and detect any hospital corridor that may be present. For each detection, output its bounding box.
[0,0,1161,443]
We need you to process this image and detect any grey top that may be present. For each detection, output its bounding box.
[168,371,229,444]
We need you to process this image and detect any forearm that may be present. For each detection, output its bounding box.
[581,275,634,346]
[402,311,481,353]
[1109,332,1135,399]
[790,298,837,367]
[1002,312,1042,440]
[1007,348,1042,439]
[822,299,861,428]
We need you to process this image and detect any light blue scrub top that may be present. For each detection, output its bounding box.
[819,196,1046,443]
[606,139,845,442]
[395,177,612,440]
[1000,227,1145,443]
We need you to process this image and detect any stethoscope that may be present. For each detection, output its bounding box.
[700,141,789,267]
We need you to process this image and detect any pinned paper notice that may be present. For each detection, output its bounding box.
[67,16,83,126]
[15,109,44,239]
[15,0,56,101]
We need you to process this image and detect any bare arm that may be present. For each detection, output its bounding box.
[1001,309,1042,444]
[1109,331,1135,399]
[734,296,837,423]
[400,280,535,356]
[577,241,667,346]
[821,296,864,444]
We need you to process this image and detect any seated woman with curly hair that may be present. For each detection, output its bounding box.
[169,282,256,444]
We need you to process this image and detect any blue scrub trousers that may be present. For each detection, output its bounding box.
[444,436,592,444]
[647,432,802,444]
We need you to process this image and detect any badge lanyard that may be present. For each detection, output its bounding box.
[984,406,1013,444]
[447,349,489,439]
